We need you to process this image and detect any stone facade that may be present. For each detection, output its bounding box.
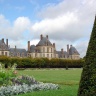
[27,35,58,59]
[27,35,80,59]
[0,35,80,59]
[0,38,9,56]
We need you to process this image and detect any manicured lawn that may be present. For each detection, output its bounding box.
[17,68,82,96]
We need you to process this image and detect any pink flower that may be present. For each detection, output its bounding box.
[13,70,17,74]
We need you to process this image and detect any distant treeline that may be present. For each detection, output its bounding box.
[0,56,84,68]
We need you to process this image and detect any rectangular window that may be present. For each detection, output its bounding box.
[35,53,37,57]
[51,54,52,58]
[2,51,4,55]
[43,47,45,52]
[5,52,7,56]
[51,48,52,52]
[43,54,45,57]
[21,53,24,57]
[47,47,49,53]
[47,54,49,58]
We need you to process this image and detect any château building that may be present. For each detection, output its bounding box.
[0,35,80,59]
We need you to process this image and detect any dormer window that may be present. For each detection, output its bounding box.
[21,53,24,57]
[10,52,13,56]
[17,52,20,57]
[27,53,30,57]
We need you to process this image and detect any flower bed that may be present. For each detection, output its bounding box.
[0,83,59,96]
[0,63,59,96]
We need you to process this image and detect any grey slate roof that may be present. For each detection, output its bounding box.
[30,45,36,52]
[9,48,27,56]
[69,46,80,55]
[36,37,52,46]
[57,51,68,58]
[0,40,9,51]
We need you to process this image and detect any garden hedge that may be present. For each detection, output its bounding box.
[0,56,84,68]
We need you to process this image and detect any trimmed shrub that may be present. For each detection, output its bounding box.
[78,16,96,95]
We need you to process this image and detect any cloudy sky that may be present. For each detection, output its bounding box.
[0,0,96,58]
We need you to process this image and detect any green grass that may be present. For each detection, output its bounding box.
[17,68,82,96]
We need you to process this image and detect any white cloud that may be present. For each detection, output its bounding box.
[31,12,80,41]
[0,16,31,40]
[30,39,39,46]
[13,17,31,34]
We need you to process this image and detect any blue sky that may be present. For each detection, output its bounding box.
[0,0,60,21]
[0,0,96,57]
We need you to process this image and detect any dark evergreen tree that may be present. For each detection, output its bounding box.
[78,16,96,96]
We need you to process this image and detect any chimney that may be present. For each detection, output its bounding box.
[6,39,8,47]
[67,44,69,55]
[40,34,43,40]
[70,45,72,48]
[28,41,30,52]
[15,46,16,49]
[61,48,64,57]
[15,45,16,51]
[2,38,4,43]
[53,43,55,48]
[61,48,63,53]
[46,35,48,39]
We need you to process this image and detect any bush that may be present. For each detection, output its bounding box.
[78,16,96,95]
[0,63,17,86]
[11,75,39,85]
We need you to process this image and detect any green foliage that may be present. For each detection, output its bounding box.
[0,63,17,86]
[78,16,96,96]
[0,70,15,86]
[0,56,84,68]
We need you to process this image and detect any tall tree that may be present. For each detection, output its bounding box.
[78,16,96,96]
